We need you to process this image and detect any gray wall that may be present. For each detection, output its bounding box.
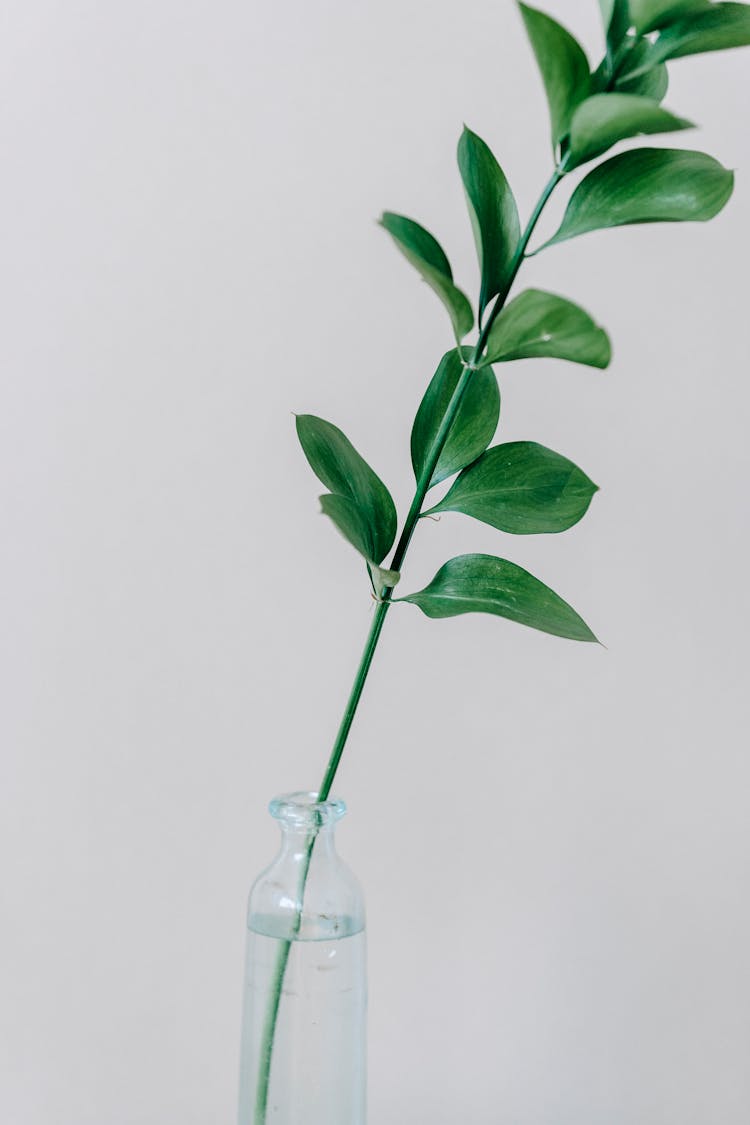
[2,2,749,1122]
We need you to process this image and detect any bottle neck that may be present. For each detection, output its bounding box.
[269,790,346,861]
[277,819,338,859]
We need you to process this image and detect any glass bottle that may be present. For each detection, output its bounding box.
[238,791,366,1125]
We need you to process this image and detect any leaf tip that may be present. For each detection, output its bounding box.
[578,621,602,645]
[459,122,479,149]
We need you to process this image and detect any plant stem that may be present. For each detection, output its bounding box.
[321,161,567,776]
[251,160,565,1125]
[319,599,390,800]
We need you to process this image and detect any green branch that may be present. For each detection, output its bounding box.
[252,160,569,1125]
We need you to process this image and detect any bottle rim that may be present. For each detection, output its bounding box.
[268,790,347,826]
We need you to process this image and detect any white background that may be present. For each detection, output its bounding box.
[2,2,749,1123]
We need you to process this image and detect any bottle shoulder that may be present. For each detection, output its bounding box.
[247,846,365,941]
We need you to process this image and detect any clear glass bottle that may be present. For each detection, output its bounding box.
[238,791,366,1125]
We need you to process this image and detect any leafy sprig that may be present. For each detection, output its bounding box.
[299,0,746,661]
[250,5,750,1123]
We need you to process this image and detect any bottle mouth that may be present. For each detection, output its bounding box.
[269,790,347,828]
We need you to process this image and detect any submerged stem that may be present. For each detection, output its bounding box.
[252,835,316,1122]
[252,938,291,1121]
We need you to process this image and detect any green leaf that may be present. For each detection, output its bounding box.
[568,93,693,168]
[607,0,632,54]
[614,41,669,100]
[651,2,750,60]
[296,414,397,564]
[379,212,474,340]
[426,442,598,534]
[630,0,711,34]
[457,127,521,317]
[319,494,379,563]
[401,553,598,642]
[483,289,611,369]
[519,2,591,146]
[411,349,500,488]
[544,147,734,248]
[597,0,631,57]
